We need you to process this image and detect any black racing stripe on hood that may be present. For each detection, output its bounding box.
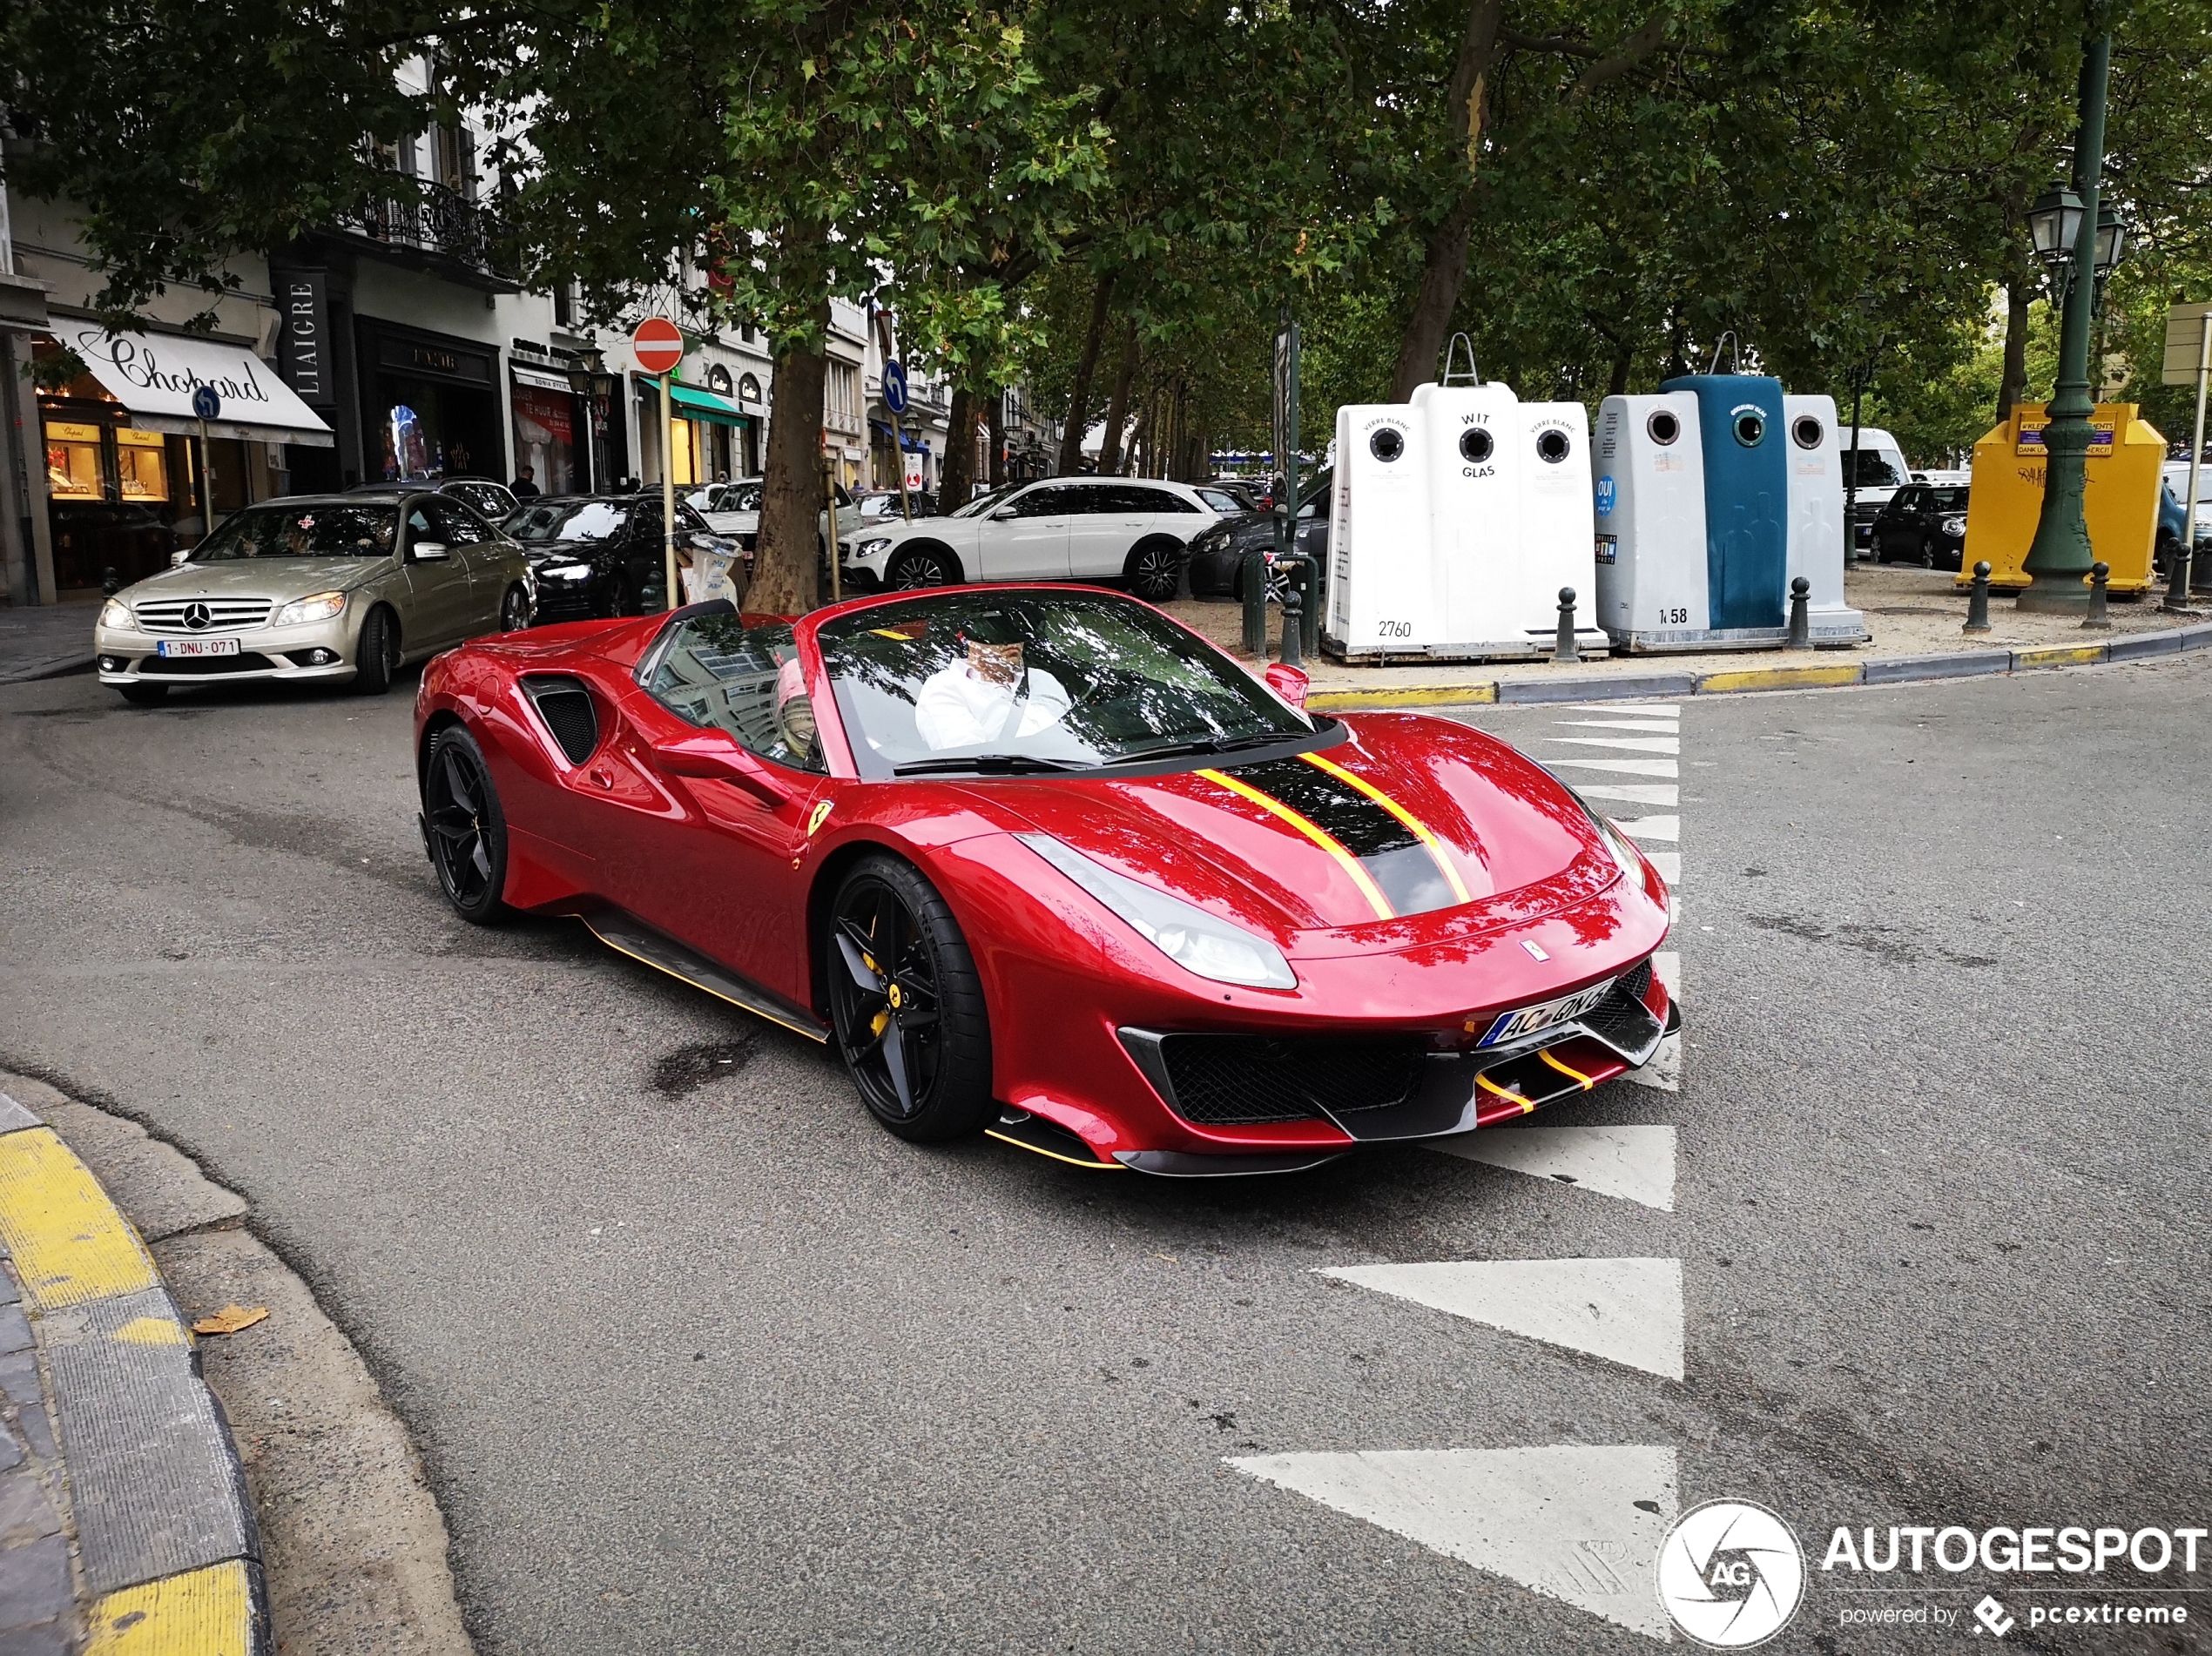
[1226,757,1457,916]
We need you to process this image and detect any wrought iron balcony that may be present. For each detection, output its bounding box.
[333,181,516,292]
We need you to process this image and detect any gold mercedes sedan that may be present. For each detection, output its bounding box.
[93,488,536,705]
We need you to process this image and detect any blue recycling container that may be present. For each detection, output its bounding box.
[1659,373,1786,630]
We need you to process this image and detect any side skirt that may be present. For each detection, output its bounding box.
[577,907,830,1045]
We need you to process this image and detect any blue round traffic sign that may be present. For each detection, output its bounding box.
[882,361,908,415]
[190,385,221,421]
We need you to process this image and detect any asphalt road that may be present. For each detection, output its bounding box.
[3,654,2207,1653]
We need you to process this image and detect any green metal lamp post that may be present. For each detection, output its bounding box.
[2018,27,2114,613]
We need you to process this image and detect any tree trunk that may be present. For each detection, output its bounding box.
[752,306,830,615]
[1997,271,2032,421]
[1607,335,1635,396]
[941,387,981,508]
[1096,320,1138,474]
[1058,273,1113,474]
[987,387,1005,487]
[1390,0,1506,401]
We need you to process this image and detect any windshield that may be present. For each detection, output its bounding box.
[1843,450,1905,489]
[191,504,396,561]
[818,590,1315,778]
[950,483,1018,519]
[506,500,628,542]
[1928,487,1969,510]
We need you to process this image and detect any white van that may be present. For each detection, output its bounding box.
[1838,426,1912,549]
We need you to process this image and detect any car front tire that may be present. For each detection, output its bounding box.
[886,549,954,589]
[826,853,994,1142]
[354,607,397,695]
[500,584,530,633]
[1125,538,1183,602]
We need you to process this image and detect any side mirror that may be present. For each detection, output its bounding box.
[411,541,449,562]
[651,731,793,807]
[170,547,192,567]
[989,508,1016,521]
[1264,662,1310,710]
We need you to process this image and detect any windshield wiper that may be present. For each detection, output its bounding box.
[1106,732,1293,764]
[893,754,1089,776]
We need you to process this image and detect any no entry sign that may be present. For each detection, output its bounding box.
[632,317,685,375]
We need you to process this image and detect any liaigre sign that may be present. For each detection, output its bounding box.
[275,270,334,407]
[65,324,334,448]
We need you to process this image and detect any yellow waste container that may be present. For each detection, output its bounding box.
[1957,401,2164,592]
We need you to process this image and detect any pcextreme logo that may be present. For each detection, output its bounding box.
[1656,1500,1808,1647]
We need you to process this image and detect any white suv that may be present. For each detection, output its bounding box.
[841,477,1224,601]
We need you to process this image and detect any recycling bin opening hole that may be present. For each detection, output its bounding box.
[1535,428,1571,464]
[1647,411,1681,446]
[1459,427,1494,465]
[1733,411,1767,448]
[1370,427,1405,462]
[1791,414,1824,450]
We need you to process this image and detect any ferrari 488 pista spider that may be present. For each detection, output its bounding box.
[415,585,1677,1175]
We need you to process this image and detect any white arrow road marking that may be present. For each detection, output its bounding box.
[1230,1445,1679,1639]
[1544,756,1679,778]
[1570,782,1678,807]
[1318,1258,1685,1381]
[1642,850,1683,884]
[1570,703,1682,717]
[1614,814,1679,842]
[1429,1124,1676,1211]
[1549,735,1682,755]
[1557,718,1683,734]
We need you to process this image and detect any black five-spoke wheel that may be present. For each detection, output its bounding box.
[826,854,993,1141]
[423,727,508,925]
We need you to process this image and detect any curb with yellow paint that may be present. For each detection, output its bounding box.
[1298,619,2212,711]
[0,1090,266,1655]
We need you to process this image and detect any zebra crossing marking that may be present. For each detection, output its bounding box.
[1229,1446,1678,1639]
[1318,1257,1685,1380]
[1429,1123,1677,1211]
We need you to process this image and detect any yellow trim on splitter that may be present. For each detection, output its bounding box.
[1537,1048,1598,1091]
[1297,751,1474,905]
[985,1128,1127,1170]
[1197,768,1395,920]
[1476,1072,1537,1114]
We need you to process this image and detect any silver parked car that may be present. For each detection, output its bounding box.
[93,489,534,705]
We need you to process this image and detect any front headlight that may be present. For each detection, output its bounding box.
[1940,515,1966,536]
[98,597,133,629]
[857,536,894,559]
[273,589,347,626]
[1018,832,1297,990]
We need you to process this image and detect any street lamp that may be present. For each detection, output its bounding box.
[565,349,618,491]
[2027,187,2085,267]
[2018,28,2114,614]
[2092,204,2128,279]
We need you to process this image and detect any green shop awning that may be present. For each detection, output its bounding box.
[667,381,748,427]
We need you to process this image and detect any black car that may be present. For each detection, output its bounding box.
[1871,483,1970,570]
[349,475,519,524]
[502,495,736,621]
[1184,471,1331,602]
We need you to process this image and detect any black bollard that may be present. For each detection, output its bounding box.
[1554,587,1580,664]
[2163,531,2197,615]
[2082,561,2111,631]
[1280,581,1304,669]
[101,567,122,597]
[1786,576,1811,649]
[1963,562,1993,634]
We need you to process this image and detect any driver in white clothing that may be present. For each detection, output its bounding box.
[914,636,1070,751]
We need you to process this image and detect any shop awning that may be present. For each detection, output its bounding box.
[870,419,929,453]
[59,322,335,448]
[668,381,747,427]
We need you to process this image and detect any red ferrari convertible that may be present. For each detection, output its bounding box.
[415,586,1676,1175]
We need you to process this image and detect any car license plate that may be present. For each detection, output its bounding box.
[155,637,241,658]
[1478,978,1615,1048]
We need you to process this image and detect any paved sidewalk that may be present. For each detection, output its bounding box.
[1168,564,2212,707]
[0,1086,266,1654]
[0,603,97,687]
